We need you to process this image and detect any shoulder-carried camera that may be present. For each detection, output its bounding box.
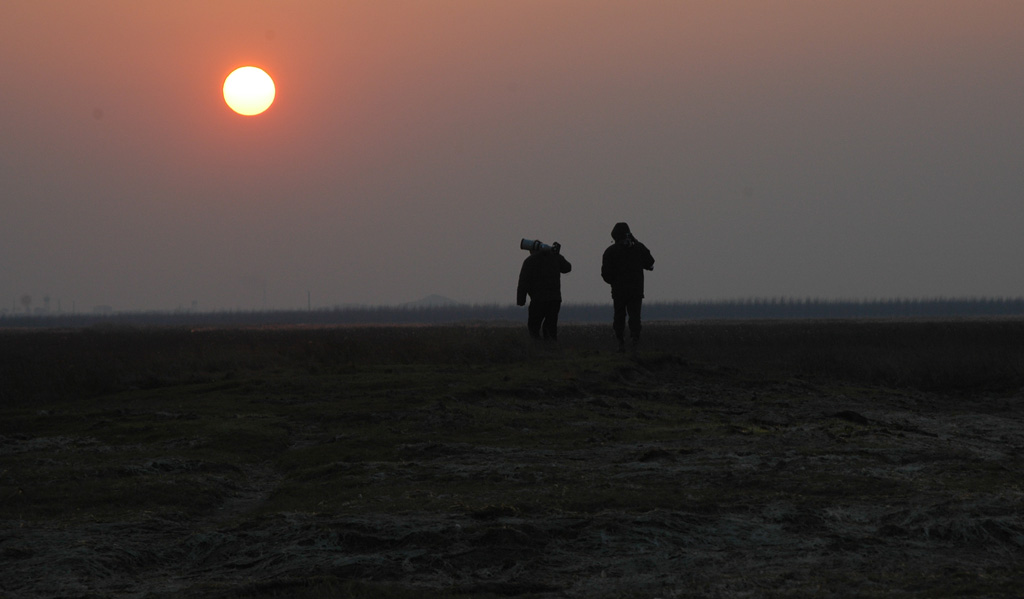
[520,238,561,254]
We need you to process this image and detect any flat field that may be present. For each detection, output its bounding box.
[2,320,1024,598]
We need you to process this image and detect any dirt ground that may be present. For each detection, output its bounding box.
[3,353,1024,598]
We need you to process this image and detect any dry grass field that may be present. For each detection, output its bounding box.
[2,320,1024,598]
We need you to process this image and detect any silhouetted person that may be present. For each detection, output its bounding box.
[601,222,655,351]
[517,242,572,340]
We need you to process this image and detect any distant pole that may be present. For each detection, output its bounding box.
[307,290,311,311]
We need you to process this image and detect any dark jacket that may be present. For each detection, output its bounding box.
[601,223,654,300]
[517,251,572,305]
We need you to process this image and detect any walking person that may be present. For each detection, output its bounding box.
[601,222,655,351]
[517,240,572,341]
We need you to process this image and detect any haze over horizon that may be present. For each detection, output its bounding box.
[3,2,1023,313]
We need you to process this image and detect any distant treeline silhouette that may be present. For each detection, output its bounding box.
[3,297,1024,328]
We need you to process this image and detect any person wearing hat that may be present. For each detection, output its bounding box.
[517,241,572,341]
[601,222,655,351]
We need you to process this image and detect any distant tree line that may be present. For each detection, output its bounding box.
[3,297,1024,329]
[638,297,1024,321]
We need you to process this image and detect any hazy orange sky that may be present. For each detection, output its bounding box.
[3,1,1023,312]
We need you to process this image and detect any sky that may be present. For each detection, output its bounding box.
[3,1,1023,313]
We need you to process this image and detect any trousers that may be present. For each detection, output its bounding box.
[528,299,562,340]
[612,297,643,342]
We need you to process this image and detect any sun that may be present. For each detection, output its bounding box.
[223,66,275,116]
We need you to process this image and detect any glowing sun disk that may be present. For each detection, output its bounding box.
[223,66,275,116]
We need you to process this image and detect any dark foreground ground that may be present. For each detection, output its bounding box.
[2,321,1024,598]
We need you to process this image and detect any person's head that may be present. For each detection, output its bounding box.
[611,222,631,242]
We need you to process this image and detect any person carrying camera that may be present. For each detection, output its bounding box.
[517,241,572,341]
[601,222,655,351]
